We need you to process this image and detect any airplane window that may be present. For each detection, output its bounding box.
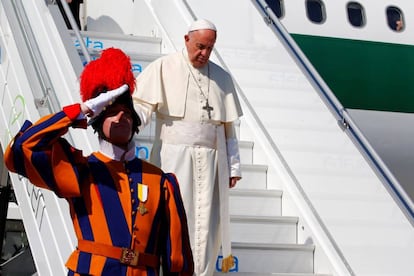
[347,2,365,27]
[386,6,404,32]
[306,0,326,24]
[265,0,284,18]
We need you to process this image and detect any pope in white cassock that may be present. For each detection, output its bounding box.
[132,19,243,276]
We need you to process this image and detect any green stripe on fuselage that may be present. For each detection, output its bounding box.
[291,33,414,113]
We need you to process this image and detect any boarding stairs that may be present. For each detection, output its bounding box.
[1,0,414,276]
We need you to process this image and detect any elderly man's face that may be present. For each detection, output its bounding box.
[185,29,216,68]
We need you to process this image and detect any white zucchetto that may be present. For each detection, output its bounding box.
[188,19,217,32]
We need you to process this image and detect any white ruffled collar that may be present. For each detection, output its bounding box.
[98,138,136,161]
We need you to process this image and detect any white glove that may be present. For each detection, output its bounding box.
[83,84,129,118]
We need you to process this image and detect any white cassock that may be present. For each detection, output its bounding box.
[133,50,243,276]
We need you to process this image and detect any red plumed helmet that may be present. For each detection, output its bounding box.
[80,47,136,102]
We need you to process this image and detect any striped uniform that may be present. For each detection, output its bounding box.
[4,104,194,276]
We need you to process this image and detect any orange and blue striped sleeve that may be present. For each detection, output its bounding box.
[4,104,88,198]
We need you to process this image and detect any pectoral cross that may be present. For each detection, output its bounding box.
[202,100,214,120]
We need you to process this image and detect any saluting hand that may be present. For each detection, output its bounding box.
[82,84,129,118]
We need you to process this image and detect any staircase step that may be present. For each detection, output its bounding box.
[6,202,21,220]
[220,242,315,274]
[229,189,282,217]
[230,215,298,244]
[70,30,163,75]
[238,164,268,189]
[71,30,162,55]
[234,243,314,273]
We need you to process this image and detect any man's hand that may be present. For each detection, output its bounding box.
[229,176,241,188]
[82,84,129,118]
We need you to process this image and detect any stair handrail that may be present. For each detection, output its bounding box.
[57,0,90,63]
[10,0,60,115]
[252,0,414,225]
[1,0,83,273]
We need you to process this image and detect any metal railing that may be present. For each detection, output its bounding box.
[57,0,90,63]
[253,0,414,225]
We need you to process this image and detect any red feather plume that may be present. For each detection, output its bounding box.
[80,47,136,102]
